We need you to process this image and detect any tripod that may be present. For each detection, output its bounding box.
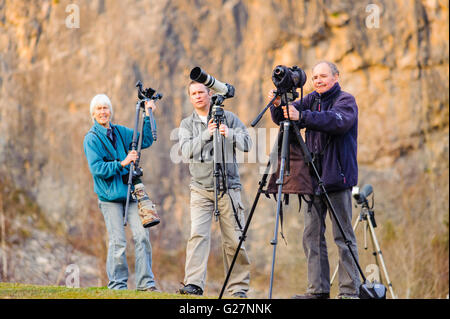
[208,94,244,228]
[219,92,305,299]
[330,186,396,298]
[123,82,161,226]
[210,95,228,222]
[219,90,387,299]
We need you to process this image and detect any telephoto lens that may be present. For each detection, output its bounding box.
[134,183,160,228]
[190,67,234,98]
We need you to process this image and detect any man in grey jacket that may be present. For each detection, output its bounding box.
[177,81,252,298]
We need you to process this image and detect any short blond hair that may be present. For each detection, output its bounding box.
[187,81,210,96]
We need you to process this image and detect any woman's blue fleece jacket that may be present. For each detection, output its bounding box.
[83,117,154,202]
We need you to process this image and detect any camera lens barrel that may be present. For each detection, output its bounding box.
[190,67,219,89]
[190,66,233,97]
[274,66,285,77]
[190,67,210,85]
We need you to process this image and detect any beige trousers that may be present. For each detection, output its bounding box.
[184,184,251,295]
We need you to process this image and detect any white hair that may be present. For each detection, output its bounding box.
[90,94,113,123]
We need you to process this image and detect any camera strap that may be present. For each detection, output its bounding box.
[299,194,314,214]
[89,127,128,162]
[88,131,118,162]
[218,115,242,231]
[113,126,129,155]
[228,191,243,232]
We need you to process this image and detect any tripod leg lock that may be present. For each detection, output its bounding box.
[344,239,353,246]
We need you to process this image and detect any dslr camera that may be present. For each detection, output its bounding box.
[272,65,307,104]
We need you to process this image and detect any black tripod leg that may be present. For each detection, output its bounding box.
[269,121,290,299]
[124,102,143,226]
[124,162,134,226]
[322,191,367,282]
[135,109,145,164]
[218,127,283,299]
[213,126,222,222]
[147,108,157,141]
[218,160,272,299]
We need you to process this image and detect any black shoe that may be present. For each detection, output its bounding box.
[292,293,330,299]
[232,292,248,298]
[179,284,203,295]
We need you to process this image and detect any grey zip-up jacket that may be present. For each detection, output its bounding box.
[178,110,252,190]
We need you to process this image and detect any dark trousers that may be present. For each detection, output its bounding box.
[302,188,361,296]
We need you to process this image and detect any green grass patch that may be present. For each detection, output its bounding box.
[0,282,215,299]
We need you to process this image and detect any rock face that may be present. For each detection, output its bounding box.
[0,0,448,298]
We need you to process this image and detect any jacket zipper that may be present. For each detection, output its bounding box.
[336,158,346,184]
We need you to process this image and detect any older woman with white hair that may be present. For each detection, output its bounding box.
[83,93,159,291]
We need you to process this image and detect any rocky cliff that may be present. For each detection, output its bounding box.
[0,0,448,298]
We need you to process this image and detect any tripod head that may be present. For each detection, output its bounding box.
[136,81,163,105]
[274,89,299,108]
[251,86,304,128]
[135,80,162,142]
[251,64,306,127]
[211,94,226,107]
[208,94,227,125]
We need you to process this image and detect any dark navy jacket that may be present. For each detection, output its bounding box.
[270,82,358,193]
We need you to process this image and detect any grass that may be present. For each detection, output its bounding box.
[0,282,214,299]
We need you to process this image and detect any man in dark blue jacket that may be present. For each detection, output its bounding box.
[269,61,361,299]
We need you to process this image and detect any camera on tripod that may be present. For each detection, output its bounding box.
[344,184,395,298]
[352,184,376,227]
[250,65,307,128]
[352,184,373,205]
[272,65,307,104]
[122,81,162,228]
[136,81,163,102]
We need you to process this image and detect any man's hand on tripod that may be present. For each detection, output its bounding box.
[268,89,281,107]
[208,118,229,138]
[282,104,300,121]
[144,100,157,116]
[268,90,301,121]
[121,150,139,167]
